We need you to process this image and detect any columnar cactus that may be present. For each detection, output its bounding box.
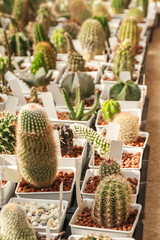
[137,0,148,17]
[52,29,67,54]
[118,17,140,48]
[9,32,29,56]
[113,39,135,78]
[36,4,52,34]
[71,124,110,158]
[33,23,50,44]
[111,0,125,14]
[16,103,57,188]
[69,0,91,24]
[12,0,29,29]
[113,112,140,144]
[100,159,121,179]
[127,8,144,22]
[92,175,132,228]
[65,32,85,72]
[63,22,79,39]
[1,203,37,240]
[78,19,106,60]
[92,0,111,20]
[102,99,121,122]
[31,52,48,74]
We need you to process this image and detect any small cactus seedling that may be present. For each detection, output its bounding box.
[102,99,121,122]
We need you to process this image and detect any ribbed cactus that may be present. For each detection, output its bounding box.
[92,175,132,228]
[118,17,140,48]
[102,99,121,122]
[31,52,48,74]
[1,203,37,240]
[127,8,144,22]
[100,159,121,179]
[33,23,50,44]
[12,0,29,29]
[137,0,148,18]
[52,29,67,54]
[9,32,29,56]
[36,4,52,34]
[29,87,38,103]
[92,0,111,20]
[65,32,85,72]
[113,112,140,144]
[16,103,57,188]
[69,0,91,24]
[78,19,106,60]
[71,124,110,158]
[93,16,110,41]
[0,112,17,154]
[63,22,79,39]
[111,0,125,14]
[113,39,135,78]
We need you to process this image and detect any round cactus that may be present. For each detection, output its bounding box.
[16,103,57,189]
[52,28,67,53]
[69,0,91,24]
[92,175,132,228]
[113,112,140,144]
[63,22,79,39]
[111,0,125,14]
[102,99,121,122]
[1,203,37,240]
[92,0,111,20]
[127,8,144,22]
[99,159,121,179]
[93,15,110,41]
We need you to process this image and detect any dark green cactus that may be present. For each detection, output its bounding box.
[9,32,29,56]
[63,22,79,39]
[33,23,50,44]
[113,39,135,78]
[16,103,57,188]
[102,99,121,122]
[111,0,125,14]
[92,175,132,228]
[109,80,141,101]
[93,15,110,41]
[0,112,17,154]
[137,0,148,18]
[99,159,121,179]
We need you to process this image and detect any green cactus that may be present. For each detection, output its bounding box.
[111,0,125,14]
[102,99,121,122]
[118,16,140,48]
[29,87,43,105]
[113,112,140,144]
[123,0,131,8]
[93,15,110,41]
[109,80,141,101]
[100,159,121,179]
[12,0,29,29]
[52,29,67,54]
[36,4,52,34]
[65,32,85,72]
[33,23,50,44]
[63,22,79,39]
[16,103,57,188]
[3,0,14,13]
[31,52,48,75]
[127,8,144,22]
[28,0,46,12]
[0,112,17,155]
[71,124,110,157]
[92,175,132,228]
[0,56,8,87]
[113,39,135,78]
[60,72,94,100]
[137,0,148,18]
[0,203,37,240]
[92,0,111,20]
[9,32,29,56]
[62,87,100,121]
[78,19,106,60]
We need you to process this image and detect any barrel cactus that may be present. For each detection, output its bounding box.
[137,0,148,17]
[118,16,140,48]
[92,175,132,228]
[102,99,121,122]
[109,80,141,101]
[16,103,57,188]
[127,8,144,22]
[63,22,79,39]
[113,39,135,78]
[12,0,29,29]
[93,16,110,41]
[113,112,140,144]
[100,159,121,179]
[0,203,37,240]
[111,0,125,14]
[52,29,67,54]
[69,0,91,24]
[92,0,111,20]
[78,19,106,60]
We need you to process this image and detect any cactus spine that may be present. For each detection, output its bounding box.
[113,112,139,144]
[113,39,135,78]
[102,99,121,122]
[111,0,125,14]
[92,175,132,228]
[99,159,121,179]
[1,203,37,240]
[16,104,57,189]
[65,32,85,72]
[118,17,140,48]
[52,29,67,54]
[71,124,110,158]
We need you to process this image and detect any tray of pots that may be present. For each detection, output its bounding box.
[68,234,135,240]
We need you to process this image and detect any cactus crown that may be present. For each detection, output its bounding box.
[33,23,50,44]
[99,159,121,179]
[92,174,132,228]
[102,99,121,122]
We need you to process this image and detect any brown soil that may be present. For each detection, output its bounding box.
[0,97,4,103]
[62,145,83,158]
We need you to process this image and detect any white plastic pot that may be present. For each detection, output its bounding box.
[0,94,7,111]
[69,235,135,240]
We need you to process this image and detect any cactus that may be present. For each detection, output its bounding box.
[111,0,125,14]
[79,234,113,240]
[60,72,94,99]
[0,112,17,154]
[9,32,29,56]
[100,159,121,179]
[16,103,57,188]
[29,87,42,105]
[78,19,106,60]
[36,4,52,34]
[113,112,140,143]
[71,124,110,158]
[92,0,111,21]
[31,52,48,75]
[63,22,79,39]
[62,87,100,121]
[118,16,140,48]
[102,99,121,122]
[137,0,148,17]
[52,29,67,54]
[0,56,8,87]
[92,175,132,228]
[56,124,74,155]
[113,39,135,78]
[123,0,131,8]
[33,23,50,44]
[65,32,85,72]
[11,0,29,29]
[54,0,69,14]
[1,203,37,240]
[28,0,46,12]
[69,0,92,24]
[127,8,144,22]
[109,80,141,101]
[93,16,110,41]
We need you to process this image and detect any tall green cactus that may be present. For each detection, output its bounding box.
[33,23,50,44]
[52,29,67,54]
[111,0,125,14]
[16,103,57,189]
[12,0,29,29]
[137,0,148,17]
[92,175,132,228]
[1,203,37,240]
